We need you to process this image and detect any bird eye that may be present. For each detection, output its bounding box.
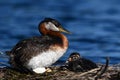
[73,57,78,60]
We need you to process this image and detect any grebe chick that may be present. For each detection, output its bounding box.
[7,18,71,73]
[65,52,98,72]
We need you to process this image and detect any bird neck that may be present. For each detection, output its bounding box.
[39,23,68,49]
[48,31,68,49]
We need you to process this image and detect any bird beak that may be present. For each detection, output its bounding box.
[59,26,71,34]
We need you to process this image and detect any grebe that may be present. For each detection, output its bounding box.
[7,18,71,73]
[64,52,98,72]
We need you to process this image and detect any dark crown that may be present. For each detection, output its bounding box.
[44,18,61,27]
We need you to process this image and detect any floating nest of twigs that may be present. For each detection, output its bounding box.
[0,57,120,80]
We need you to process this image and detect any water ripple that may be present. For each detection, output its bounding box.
[0,0,120,64]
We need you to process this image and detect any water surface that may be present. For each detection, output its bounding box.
[0,0,120,67]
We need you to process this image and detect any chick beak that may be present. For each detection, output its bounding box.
[59,26,71,34]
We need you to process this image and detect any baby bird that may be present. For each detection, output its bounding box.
[64,52,98,72]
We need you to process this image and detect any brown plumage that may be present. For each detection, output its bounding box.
[6,18,71,73]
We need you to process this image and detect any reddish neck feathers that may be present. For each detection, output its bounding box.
[39,23,68,49]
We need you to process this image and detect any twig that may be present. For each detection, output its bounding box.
[94,65,103,76]
[79,68,100,77]
[95,57,109,80]
[72,57,110,80]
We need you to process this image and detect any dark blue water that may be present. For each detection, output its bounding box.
[0,0,120,67]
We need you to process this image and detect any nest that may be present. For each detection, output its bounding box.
[0,57,120,80]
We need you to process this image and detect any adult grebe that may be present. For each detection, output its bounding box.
[7,18,71,73]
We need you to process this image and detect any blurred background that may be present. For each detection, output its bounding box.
[0,0,120,67]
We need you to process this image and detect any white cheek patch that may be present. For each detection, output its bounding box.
[45,22,59,31]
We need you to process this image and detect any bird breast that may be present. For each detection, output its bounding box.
[27,46,67,69]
